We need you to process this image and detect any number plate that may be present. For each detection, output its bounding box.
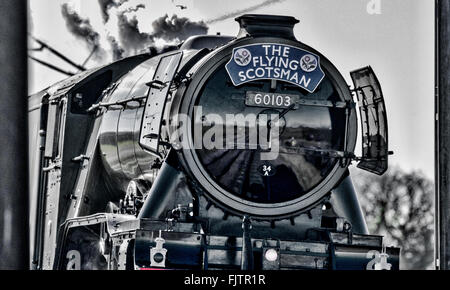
[245,91,299,109]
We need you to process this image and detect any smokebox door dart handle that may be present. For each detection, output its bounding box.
[146,80,167,90]
[268,103,296,129]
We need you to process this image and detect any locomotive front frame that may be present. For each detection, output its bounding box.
[28,14,398,271]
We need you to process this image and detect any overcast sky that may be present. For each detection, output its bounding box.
[28,0,435,179]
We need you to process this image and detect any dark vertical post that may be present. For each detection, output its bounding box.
[241,216,254,270]
[437,0,450,270]
[0,0,29,270]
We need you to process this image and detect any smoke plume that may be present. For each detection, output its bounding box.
[61,3,105,59]
[116,13,208,56]
[98,0,129,22]
[60,1,209,62]
[116,12,153,53]
[152,14,208,41]
[206,0,286,24]
[124,3,146,14]
[107,35,124,61]
[98,0,116,22]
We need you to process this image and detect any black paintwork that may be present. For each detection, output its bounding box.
[28,14,396,270]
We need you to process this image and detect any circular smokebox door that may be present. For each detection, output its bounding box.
[177,38,357,219]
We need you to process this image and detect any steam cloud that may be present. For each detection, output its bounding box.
[112,5,208,58]
[117,13,208,53]
[59,0,287,64]
[107,35,124,61]
[98,0,117,22]
[61,1,209,62]
[116,11,152,53]
[115,13,208,50]
[152,14,209,41]
[206,0,286,24]
[61,3,105,60]
[98,0,128,22]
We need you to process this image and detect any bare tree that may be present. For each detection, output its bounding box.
[352,167,434,270]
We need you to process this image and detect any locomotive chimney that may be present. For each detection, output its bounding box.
[235,14,299,40]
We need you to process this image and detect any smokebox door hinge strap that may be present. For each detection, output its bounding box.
[43,160,62,172]
[71,154,90,163]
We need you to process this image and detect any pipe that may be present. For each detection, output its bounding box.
[330,174,369,235]
[138,152,184,219]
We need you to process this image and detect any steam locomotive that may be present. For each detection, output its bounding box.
[28,14,399,270]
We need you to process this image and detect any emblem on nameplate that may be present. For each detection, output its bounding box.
[234,48,252,66]
[300,54,318,72]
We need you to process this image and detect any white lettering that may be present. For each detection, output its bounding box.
[280,69,291,79]
[238,71,246,81]
[272,45,282,56]
[265,56,274,66]
[289,60,299,70]
[246,69,255,79]
[279,57,288,69]
[299,75,312,88]
[252,57,259,67]
[290,72,299,83]
[274,68,280,78]
[255,68,265,78]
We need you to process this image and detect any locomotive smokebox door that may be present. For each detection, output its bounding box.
[177,14,360,219]
[351,66,390,175]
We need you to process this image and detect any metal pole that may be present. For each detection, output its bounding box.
[0,0,29,270]
[436,0,450,270]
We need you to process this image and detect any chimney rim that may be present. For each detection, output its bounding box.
[235,14,300,26]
